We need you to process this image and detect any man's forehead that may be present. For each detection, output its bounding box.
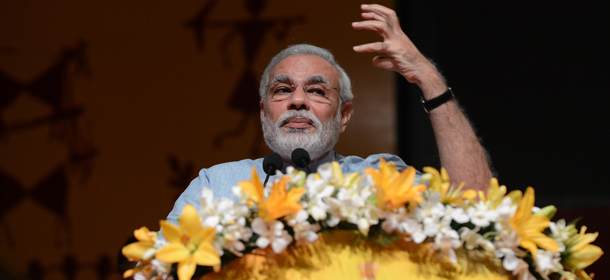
[269,55,340,83]
[271,74,331,84]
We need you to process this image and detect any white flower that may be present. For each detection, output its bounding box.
[549,219,569,252]
[326,181,379,236]
[494,231,526,272]
[496,197,517,220]
[133,272,149,280]
[400,193,452,244]
[534,249,561,279]
[494,197,517,232]
[359,204,381,236]
[327,196,361,222]
[468,201,498,228]
[150,259,172,276]
[287,210,320,244]
[444,205,470,224]
[212,238,225,256]
[133,263,174,280]
[413,193,445,222]
[303,174,335,221]
[200,187,220,228]
[251,218,293,254]
[459,227,494,252]
[200,186,250,234]
[199,187,252,256]
[402,218,426,244]
[232,186,250,204]
[410,192,445,238]
[512,258,536,280]
[216,198,238,222]
[316,163,341,185]
[429,228,462,263]
[221,217,252,256]
[338,178,374,203]
[274,166,304,186]
[326,215,340,227]
[423,218,442,237]
[495,247,521,271]
[381,207,408,234]
[549,219,569,240]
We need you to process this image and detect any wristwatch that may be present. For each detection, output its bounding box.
[420,87,454,113]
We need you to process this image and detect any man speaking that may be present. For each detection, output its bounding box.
[166,4,492,225]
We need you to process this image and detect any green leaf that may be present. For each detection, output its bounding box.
[534,205,557,220]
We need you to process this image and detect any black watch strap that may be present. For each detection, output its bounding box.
[420,87,454,113]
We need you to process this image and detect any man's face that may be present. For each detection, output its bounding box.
[260,54,352,162]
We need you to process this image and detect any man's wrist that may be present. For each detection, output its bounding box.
[421,87,454,113]
[415,69,447,99]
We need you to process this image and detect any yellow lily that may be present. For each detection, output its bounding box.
[329,161,361,189]
[237,166,306,221]
[509,187,559,255]
[563,226,603,280]
[506,189,523,205]
[330,162,345,184]
[477,178,507,209]
[121,227,158,278]
[237,167,265,206]
[423,166,477,205]
[258,176,306,221]
[365,159,426,211]
[155,205,220,280]
[315,161,360,189]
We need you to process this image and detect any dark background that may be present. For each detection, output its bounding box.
[397,1,609,277]
[398,1,610,201]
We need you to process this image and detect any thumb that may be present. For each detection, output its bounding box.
[372,56,396,71]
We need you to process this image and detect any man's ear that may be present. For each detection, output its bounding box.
[260,101,264,124]
[340,102,353,134]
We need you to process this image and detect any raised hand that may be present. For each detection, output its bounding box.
[352,4,446,98]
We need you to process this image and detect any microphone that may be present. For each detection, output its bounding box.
[262,152,283,185]
[291,148,312,174]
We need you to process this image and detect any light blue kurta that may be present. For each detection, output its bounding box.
[165,150,415,226]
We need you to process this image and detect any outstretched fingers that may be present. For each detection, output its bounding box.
[353,42,390,54]
[352,20,391,38]
[353,4,433,84]
[360,12,385,22]
[360,4,400,27]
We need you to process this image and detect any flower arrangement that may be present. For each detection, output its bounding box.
[122,160,603,280]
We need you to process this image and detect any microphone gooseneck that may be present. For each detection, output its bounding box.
[291,148,311,174]
[262,152,283,185]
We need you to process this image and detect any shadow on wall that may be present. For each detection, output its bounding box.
[0,41,97,249]
[0,41,98,280]
[185,0,305,158]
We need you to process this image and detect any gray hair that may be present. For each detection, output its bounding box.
[259,44,353,105]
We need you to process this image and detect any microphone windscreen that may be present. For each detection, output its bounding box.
[263,152,283,175]
[291,148,310,168]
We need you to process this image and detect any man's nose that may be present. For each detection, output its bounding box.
[288,85,310,110]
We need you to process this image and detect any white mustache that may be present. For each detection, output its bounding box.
[276,110,322,129]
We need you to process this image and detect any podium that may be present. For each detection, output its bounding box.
[199,231,509,280]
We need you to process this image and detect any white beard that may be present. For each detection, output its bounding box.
[262,109,342,162]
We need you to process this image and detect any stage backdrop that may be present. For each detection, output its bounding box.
[0,1,396,279]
